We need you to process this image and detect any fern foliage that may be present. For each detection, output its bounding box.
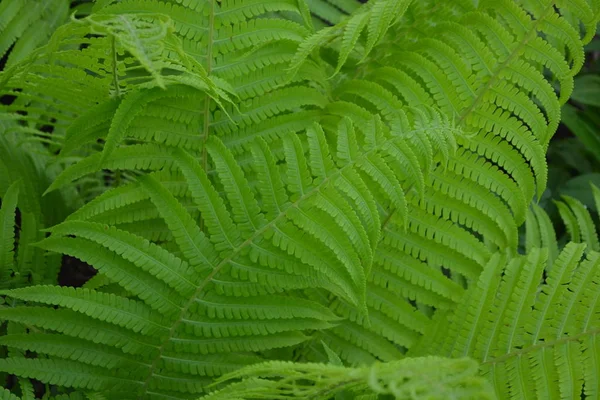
[0,0,71,67]
[0,133,76,289]
[0,109,460,397]
[409,188,600,399]
[289,0,600,366]
[1,0,325,179]
[412,239,600,398]
[1,0,600,398]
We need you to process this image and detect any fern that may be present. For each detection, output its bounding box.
[0,108,461,397]
[291,0,594,363]
[0,0,73,67]
[413,243,600,399]
[1,0,322,176]
[0,133,77,288]
[408,189,600,398]
[198,356,494,399]
[1,0,600,398]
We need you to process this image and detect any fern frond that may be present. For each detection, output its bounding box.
[527,187,600,259]
[0,358,139,392]
[1,0,599,397]
[412,242,600,399]
[45,144,177,195]
[198,357,494,399]
[81,12,176,89]
[1,285,168,336]
[0,0,70,67]
[300,0,600,365]
[525,202,559,267]
[556,195,600,252]
[0,105,466,396]
[0,131,361,396]
[68,0,318,158]
[290,0,412,78]
[0,0,335,193]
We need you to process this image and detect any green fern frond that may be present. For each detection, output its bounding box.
[97,83,231,164]
[0,0,70,67]
[412,241,600,399]
[45,144,177,195]
[525,202,559,267]
[0,107,463,397]
[527,186,600,257]
[290,0,412,78]
[198,356,494,399]
[304,0,599,365]
[557,194,600,251]
[0,0,334,192]
[1,0,599,398]
[0,133,352,396]
[79,12,176,89]
[85,0,319,151]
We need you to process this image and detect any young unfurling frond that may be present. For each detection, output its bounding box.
[198,356,494,399]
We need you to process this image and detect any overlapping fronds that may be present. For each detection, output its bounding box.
[403,187,600,399]
[0,9,229,150]
[0,116,460,398]
[0,132,77,288]
[34,0,595,233]
[1,0,328,188]
[1,0,600,398]
[527,182,600,248]
[289,0,412,76]
[0,0,71,67]
[9,0,599,372]
[291,0,600,365]
[411,240,600,399]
